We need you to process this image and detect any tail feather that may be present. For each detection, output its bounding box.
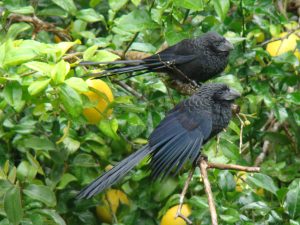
[76,145,152,199]
[79,59,145,66]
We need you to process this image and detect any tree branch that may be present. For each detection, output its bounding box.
[112,79,147,101]
[207,162,260,172]
[8,14,71,41]
[175,168,194,224]
[260,27,300,46]
[199,157,218,225]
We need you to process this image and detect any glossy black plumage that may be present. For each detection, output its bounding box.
[80,32,234,84]
[76,83,240,199]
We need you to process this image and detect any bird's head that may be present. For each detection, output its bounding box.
[197,83,241,104]
[203,32,234,54]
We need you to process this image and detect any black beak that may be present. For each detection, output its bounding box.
[218,40,234,52]
[222,88,241,100]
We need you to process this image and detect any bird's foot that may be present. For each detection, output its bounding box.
[196,154,208,165]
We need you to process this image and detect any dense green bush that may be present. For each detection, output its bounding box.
[0,0,300,224]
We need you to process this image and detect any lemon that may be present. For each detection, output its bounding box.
[83,79,114,124]
[96,189,129,223]
[255,32,265,43]
[161,204,192,225]
[266,32,300,59]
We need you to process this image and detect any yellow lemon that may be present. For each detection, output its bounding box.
[161,204,192,225]
[266,32,300,59]
[83,79,114,124]
[96,189,129,223]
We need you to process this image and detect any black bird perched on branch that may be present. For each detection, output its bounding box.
[80,32,234,86]
[76,83,240,199]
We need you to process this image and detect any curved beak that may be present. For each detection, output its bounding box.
[218,40,234,52]
[222,88,241,100]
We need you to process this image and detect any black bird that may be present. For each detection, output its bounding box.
[76,83,240,199]
[80,32,234,85]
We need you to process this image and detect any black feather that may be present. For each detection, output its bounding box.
[76,83,240,199]
[80,32,234,84]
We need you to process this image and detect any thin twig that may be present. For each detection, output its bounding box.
[207,162,260,172]
[199,157,218,225]
[215,134,220,156]
[236,113,244,154]
[63,52,82,61]
[112,79,147,101]
[175,168,194,224]
[122,32,140,59]
[254,122,281,166]
[260,27,300,46]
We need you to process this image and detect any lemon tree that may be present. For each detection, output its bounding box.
[0,0,300,224]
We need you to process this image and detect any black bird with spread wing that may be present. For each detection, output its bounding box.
[76,83,240,199]
[80,32,234,85]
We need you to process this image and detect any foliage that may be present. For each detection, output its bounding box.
[0,0,300,224]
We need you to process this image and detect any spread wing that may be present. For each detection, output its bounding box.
[148,100,212,179]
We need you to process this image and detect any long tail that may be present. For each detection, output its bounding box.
[80,60,167,78]
[76,145,152,199]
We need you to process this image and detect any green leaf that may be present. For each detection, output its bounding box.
[98,118,119,140]
[83,45,98,61]
[23,184,56,207]
[26,152,45,175]
[3,81,25,112]
[213,0,230,21]
[6,5,34,14]
[241,201,271,216]
[63,137,81,154]
[153,178,177,201]
[59,84,83,117]
[76,9,104,23]
[55,40,81,59]
[51,0,77,14]
[173,0,204,11]
[57,173,77,190]
[284,180,300,219]
[131,0,141,6]
[72,153,98,167]
[90,50,120,62]
[51,60,70,84]
[247,173,278,195]
[34,209,66,225]
[17,135,56,151]
[109,0,128,11]
[218,171,235,192]
[113,9,158,33]
[24,61,53,75]
[17,161,37,181]
[28,79,51,95]
[37,7,68,18]
[4,23,31,40]
[3,42,38,66]
[4,186,23,225]
[220,208,240,223]
[64,77,89,93]
[287,92,300,105]
[8,166,17,184]
[213,74,243,93]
